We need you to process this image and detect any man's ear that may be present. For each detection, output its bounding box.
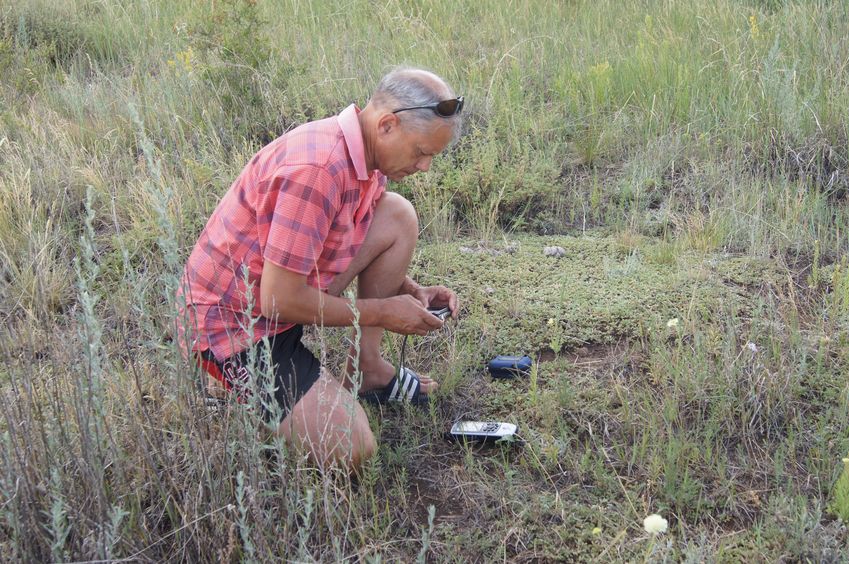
[376,112,399,135]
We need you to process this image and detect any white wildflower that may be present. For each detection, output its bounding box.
[745,341,758,353]
[643,513,668,534]
[666,318,679,328]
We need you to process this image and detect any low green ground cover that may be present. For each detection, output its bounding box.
[381,236,846,560]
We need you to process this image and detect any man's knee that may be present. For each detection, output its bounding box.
[320,404,377,473]
[349,416,378,471]
[280,374,377,473]
[377,192,418,236]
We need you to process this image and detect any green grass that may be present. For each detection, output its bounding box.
[1,0,848,560]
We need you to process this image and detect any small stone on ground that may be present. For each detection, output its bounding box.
[543,246,566,258]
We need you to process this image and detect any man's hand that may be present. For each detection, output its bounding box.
[381,295,444,335]
[261,265,456,335]
[405,280,459,320]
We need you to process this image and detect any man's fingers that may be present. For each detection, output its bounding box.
[448,294,459,317]
[423,314,443,329]
[414,308,443,333]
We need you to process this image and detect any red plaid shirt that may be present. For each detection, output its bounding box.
[178,104,386,360]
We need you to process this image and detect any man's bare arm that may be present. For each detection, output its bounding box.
[259,261,442,336]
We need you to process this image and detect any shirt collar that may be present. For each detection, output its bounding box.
[338,104,369,181]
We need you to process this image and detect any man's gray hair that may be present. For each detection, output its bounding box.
[372,67,462,140]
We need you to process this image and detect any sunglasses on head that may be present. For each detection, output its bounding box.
[392,96,464,117]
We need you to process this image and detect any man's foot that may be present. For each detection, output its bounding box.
[355,356,437,395]
[358,366,433,406]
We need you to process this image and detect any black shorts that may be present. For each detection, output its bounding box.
[198,325,322,422]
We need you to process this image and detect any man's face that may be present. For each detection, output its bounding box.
[375,118,454,181]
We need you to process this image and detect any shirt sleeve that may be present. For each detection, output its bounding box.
[261,164,340,275]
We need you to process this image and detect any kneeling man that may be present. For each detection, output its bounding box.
[179,67,463,473]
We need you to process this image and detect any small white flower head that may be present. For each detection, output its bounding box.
[547,318,555,326]
[745,341,758,353]
[643,513,668,534]
[666,318,679,328]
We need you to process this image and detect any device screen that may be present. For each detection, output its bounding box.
[453,422,500,433]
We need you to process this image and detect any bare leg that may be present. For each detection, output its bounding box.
[326,192,437,394]
[278,369,376,473]
[272,192,435,473]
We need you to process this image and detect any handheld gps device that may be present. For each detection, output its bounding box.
[447,421,518,444]
[427,306,451,321]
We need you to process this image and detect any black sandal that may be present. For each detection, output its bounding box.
[359,366,430,406]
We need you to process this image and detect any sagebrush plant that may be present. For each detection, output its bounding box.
[1,0,848,560]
